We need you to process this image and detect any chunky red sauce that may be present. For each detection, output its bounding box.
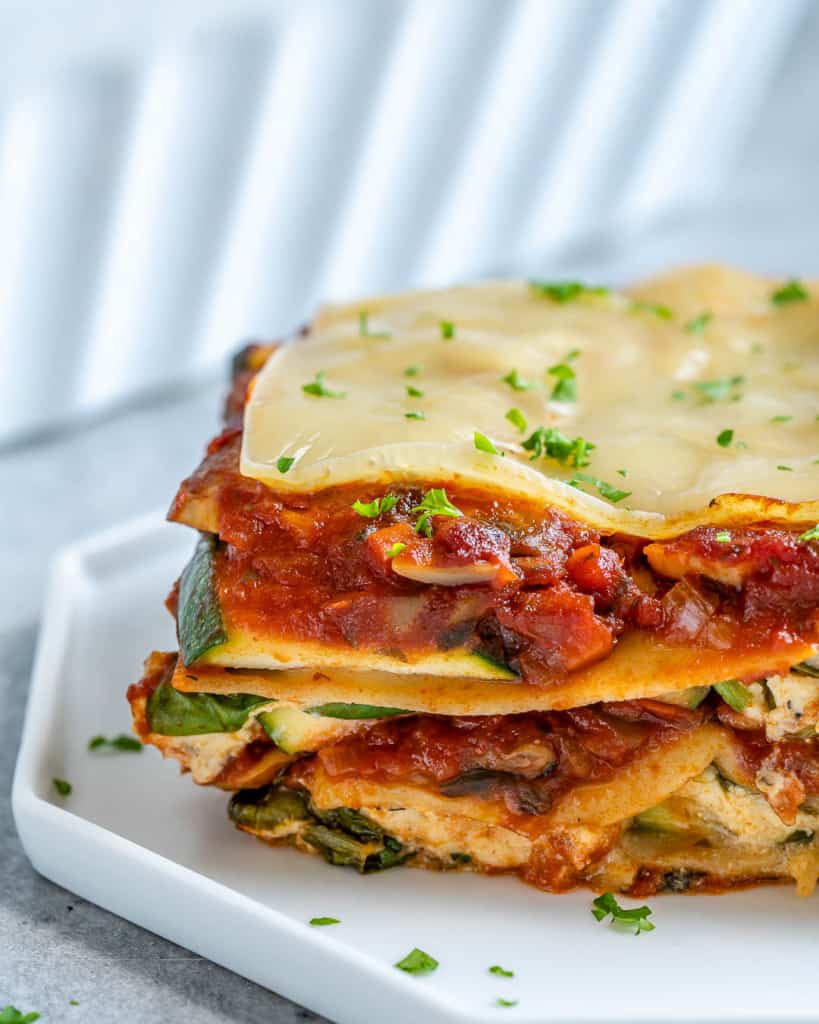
[303,701,703,819]
[167,348,819,682]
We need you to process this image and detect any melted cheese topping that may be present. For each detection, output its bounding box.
[242,267,819,536]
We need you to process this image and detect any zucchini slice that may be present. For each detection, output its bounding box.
[307,702,411,719]
[178,534,227,665]
[228,784,413,872]
[256,707,350,754]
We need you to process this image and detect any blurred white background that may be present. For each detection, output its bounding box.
[1,0,818,626]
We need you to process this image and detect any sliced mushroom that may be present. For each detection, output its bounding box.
[391,556,500,586]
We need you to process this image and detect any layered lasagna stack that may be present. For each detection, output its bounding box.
[128,266,819,896]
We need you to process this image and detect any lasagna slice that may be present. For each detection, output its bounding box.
[129,652,819,894]
[128,265,819,896]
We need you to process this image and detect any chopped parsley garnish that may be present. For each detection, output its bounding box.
[684,311,712,333]
[771,279,809,306]
[395,948,439,975]
[385,542,407,559]
[616,468,627,477]
[716,428,734,448]
[529,280,608,303]
[522,426,594,468]
[670,390,686,401]
[489,965,514,978]
[0,1009,41,1023]
[276,455,295,474]
[568,472,631,504]
[352,494,398,519]
[501,369,535,391]
[692,376,744,402]
[505,407,527,433]
[771,415,792,423]
[591,892,655,934]
[411,489,462,537]
[406,384,424,398]
[715,531,731,543]
[309,916,340,926]
[632,301,672,320]
[474,432,501,455]
[798,525,819,543]
[714,679,752,712]
[496,999,518,1008]
[547,361,577,403]
[302,371,346,399]
[404,365,420,377]
[53,778,72,797]
[778,464,794,471]
[440,320,455,340]
[358,310,390,338]
[405,410,425,420]
[87,734,142,753]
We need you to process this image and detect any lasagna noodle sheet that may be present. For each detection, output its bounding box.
[172,636,815,713]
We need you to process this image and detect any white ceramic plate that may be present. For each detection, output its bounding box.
[12,512,819,1024]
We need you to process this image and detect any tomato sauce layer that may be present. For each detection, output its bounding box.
[168,350,819,680]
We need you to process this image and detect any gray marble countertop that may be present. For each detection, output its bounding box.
[0,389,327,1023]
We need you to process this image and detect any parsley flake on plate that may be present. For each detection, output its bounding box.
[591,892,655,934]
[489,965,514,978]
[771,279,809,306]
[406,385,424,398]
[358,310,391,338]
[395,948,439,975]
[53,778,71,797]
[496,998,519,1008]
[770,415,792,423]
[352,494,398,519]
[276,455,295,474]
[309,917,340,926]
[716,429,734,448]
[405,410,425,421]
[714,679,753,712]
[568,472,631,504]
[440,320,455,340]
[411,489,462,537]
[0,1008,41,1023]
[777,464,794,471]
[404,365,420,377]
[302,371,346,399]
[87,734,142,753]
